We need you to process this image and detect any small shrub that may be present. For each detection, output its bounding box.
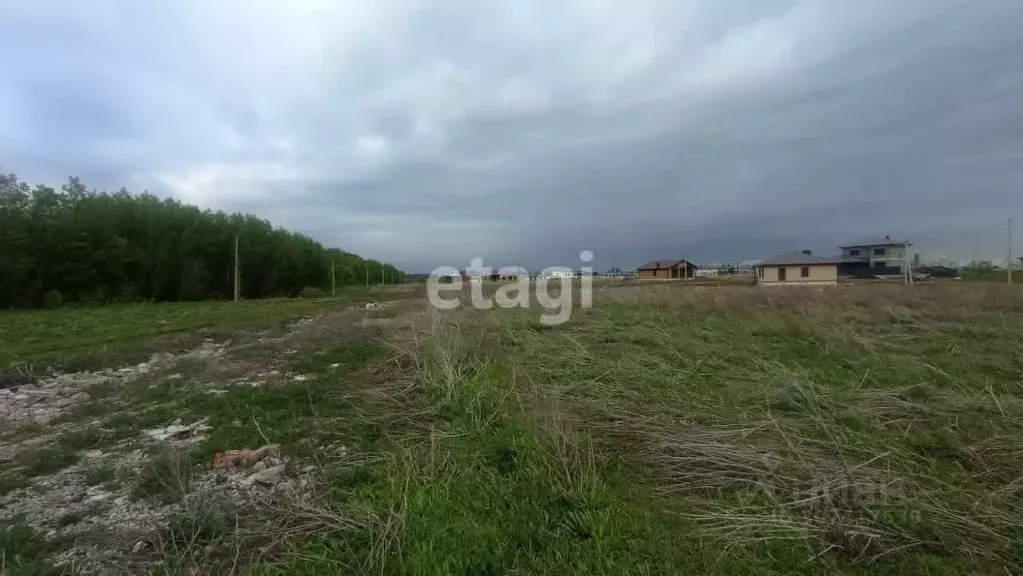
[0,522,60,575]
[0,471,29,495]
[41,289,64,309]
[770,385,827,415]
[134,449,191,504]
[14,445,80,477]
[898,384,936,403]
[83,465,117,488]
[59,427,107,451]
[167,507,229,549]
[56,511,85,527]
[838,410,869,432]
[300,286,326,299]
[908,428,962,460]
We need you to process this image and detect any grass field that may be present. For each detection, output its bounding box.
[0,287,399,371]
[2,283,1022,574]
[958,268,1022,282]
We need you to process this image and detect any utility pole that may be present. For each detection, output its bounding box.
[1009,218,1013,285]
[380,264,385,285]
[365,265,369,287]
[233,234,240,302]
[905,240,912,286]
[331,260,336,296]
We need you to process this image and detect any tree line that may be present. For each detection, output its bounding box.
[0,171,407,308]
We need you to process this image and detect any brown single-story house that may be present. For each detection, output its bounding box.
[636,259,698,280]
[757,251,838,286]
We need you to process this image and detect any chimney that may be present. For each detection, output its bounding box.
[802,250,812,255]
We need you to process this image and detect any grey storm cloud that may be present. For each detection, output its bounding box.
[1,0,1021,272]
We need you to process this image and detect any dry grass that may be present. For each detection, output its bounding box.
[597,281,1023,312]
[15,281,1019,574]
[491,282,1023,572]
[151,281,1020,573]
[632,417,1022,564]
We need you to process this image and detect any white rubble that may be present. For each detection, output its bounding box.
[246,464,286,487]
[143,418,210,443]
[0,339,228,424]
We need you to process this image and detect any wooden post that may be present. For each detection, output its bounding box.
[905,241,913,286]
[1009,218,1013,285]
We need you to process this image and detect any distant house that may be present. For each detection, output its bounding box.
[636,259,698,280]
[757,251,838,286]
[694,260,761,278]
[838,235,912,274]
[457,268,526,282]
[460,270,485,283]
[543,270,574,279]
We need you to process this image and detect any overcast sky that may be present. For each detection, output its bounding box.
[2,1,1021,271]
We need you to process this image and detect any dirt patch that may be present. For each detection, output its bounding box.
[0,340,227,425]
[1,428,317,573]
[0,300,422,573]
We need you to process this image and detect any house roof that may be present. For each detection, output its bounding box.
[759,251,839,266]
[830,254,869,264]
[838,237,912,249]
[636,259,697,270]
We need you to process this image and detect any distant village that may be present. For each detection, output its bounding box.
[441,235,1020,286]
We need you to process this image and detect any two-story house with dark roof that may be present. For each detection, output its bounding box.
[837,235,912,274]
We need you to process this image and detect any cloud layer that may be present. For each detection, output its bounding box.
[2,0,1022,270]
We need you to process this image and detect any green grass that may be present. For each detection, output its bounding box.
[0,471,29,495]
[487,285,1023,573]
[54,338,388,505]
[254,329,697,574]
[4,427,122,482]
[0,296,352,369]
[13,443,80,477]
[133,447,194,504]
[0,422,48,443]
[8,282,1023,574]
[253,284,1023,574]
[82,464,118,488]
[181,340,387,465]
[0,521,61,576]
[58,427,111,451]
[958,268,1021,282]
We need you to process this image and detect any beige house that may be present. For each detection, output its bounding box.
[757,251,838,286]
[636,259,698,280]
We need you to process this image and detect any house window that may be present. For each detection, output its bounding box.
[849,249,860,256]
[874,261,886,268]
[873,248,886,256]
[801,267,810,278]
[778,268,787,281]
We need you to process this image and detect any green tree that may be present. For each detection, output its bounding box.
[0,171,407,308]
